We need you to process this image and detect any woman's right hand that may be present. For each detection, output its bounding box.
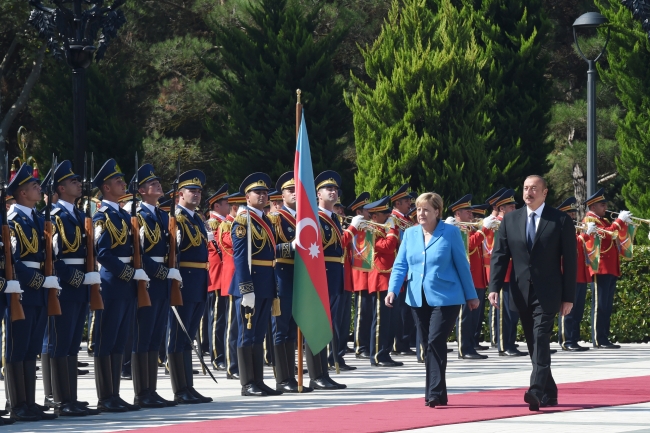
[385,292,396,308]
[467,298,480,310]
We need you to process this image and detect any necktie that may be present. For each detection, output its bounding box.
[527,213,536,251]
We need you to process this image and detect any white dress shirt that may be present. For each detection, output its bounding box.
[526,202,545,231]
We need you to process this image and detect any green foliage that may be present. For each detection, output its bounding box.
[597,0,650,241]
[347,0,494,203]
[203,0,352,194]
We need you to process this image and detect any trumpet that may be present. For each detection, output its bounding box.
[575,222,617,238]
[456,221,483,228]
[342,216,390,234]
[607,211,650,226]
[389,215,414,230]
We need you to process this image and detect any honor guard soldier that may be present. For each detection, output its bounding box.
[92,159,150,412]
[230,172,281,397]
[268,171,313,392]
[43,161,101,416]
[557,197,596,351]
[348,192,372,359]
[365,196,401,367]
[488,189,526,357]
[219,192,245,380]
[205,183,229,372]
[446,194,488,360]
[269,189,283,213]
[131,164,182,407]
[389,184,417,356]
[309,170,362,390]
[470,203,491,350]
[583,189,632,349]
[5,164,60,421]
[167,169,212,404]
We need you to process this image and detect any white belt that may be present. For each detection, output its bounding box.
[117,257,132,263]
[150,257,165,263]
[62,258,85,265]
[23,261,42,269]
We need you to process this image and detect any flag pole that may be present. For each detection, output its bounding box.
[296,88,304,393]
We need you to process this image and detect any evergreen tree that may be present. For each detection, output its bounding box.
[203,0,351,191]
[347,0,494,203]
[473,0,552,192]
[597,0,650,233]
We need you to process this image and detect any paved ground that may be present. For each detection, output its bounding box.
[2,341,649,432]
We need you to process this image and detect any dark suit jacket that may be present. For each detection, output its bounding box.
[489,204,577,314]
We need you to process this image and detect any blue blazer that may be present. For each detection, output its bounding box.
[388,221,477,307]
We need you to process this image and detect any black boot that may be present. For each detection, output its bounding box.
[238,346,266,396]
[286,343,312,392]
[320,349,346,389]
[148,351,176,406]
[6,362,39,421]
[168,352,201,404]
[274,343,299,393]
[41,353,56,409]
[68,355,98,415]
[254,344,282,396]
[111,354,139,411]
[95,356,126,412]
[183,350,212,403]
[51,357,86,416]
[306,345,337,390]
[132,352,165,408]
[24,360,57,419]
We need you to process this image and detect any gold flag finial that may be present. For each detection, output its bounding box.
[297,89,301,104]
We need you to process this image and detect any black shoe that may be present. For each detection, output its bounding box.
[188,386,213,403]
[28,403,57,420]
[563,344,590,352]
[459,353,488,360]
[550,349,557,354]
[97,397,128,413]
[0,416,16,425]
[241,383,267,397]
[524,391,540,411]
[355,352,370,359]
[151,391,177,407]
[425,396,441,408]
[446,348,453,353]
[309,376,338,390]
[540,395,558,407]
[121,372,132,380]
[345,347,355,354]
[474,345,489,351]
[213,362,227,371]
[598,343,621,349]
[44,395,57,409]
[257,381,283,396]
[134,392,166,409]
[226,372,240,380]
[77,403,100,415]
[56,402,87,417]
[115,396,140,411]
[499,349,527,357]
[277,379,300,393]
[372,360,404,367]
[78,361,89,367]
[10,404,41,421]
[337,363,357,371]
[395,349,417,356]
[174,389,201,404]
[192,369,199,374]
[78,368,89,376]
[326,376,347,389]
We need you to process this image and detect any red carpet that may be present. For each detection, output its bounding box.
[127,375,650,432]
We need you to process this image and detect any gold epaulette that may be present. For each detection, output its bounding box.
[220,220,233,232]
[267,213,280,225]
[234,214,248,226]
[584,216,600,225]
[207,218,220,231]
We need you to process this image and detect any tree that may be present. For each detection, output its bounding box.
[347,0,494,204]
[203,0,351,194]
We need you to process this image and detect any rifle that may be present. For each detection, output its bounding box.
[168,157,183,307]
[3,152,24,322]
[132,153,151,308]
[46,155,62,316]
[85,153,104,311]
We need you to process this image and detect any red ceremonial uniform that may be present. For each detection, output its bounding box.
[583,211,628,277]
[207,211,226,293]
[576,232,592,284]
[217,214,235,296]
[368,227,400,293]
[468,228,488,289]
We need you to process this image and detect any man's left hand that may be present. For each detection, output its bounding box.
[560,302,573,316]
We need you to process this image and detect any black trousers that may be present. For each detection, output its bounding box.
[513,288,557,399]
[413,303,460,402]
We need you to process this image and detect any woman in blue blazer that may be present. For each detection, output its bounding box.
[386,192,478,407]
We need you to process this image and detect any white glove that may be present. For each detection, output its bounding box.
[586,222,598,236]
[207,231,215,242]
[444,216,456,225]
[176,228,182,245]
[94,224,103,245]
[350,215,364,229]
[386,216,396,229]
[133,269,150,282]
[618,210,633,224]
[83,272,101,285]
[291,239,297,250]
[53,234,60,256]
[10,235,16,255]
[483,215,499,230]
[43,276,62,291]
[139,226,145,246]
[241,292,255,308]
[5,280,23,294]
[167,268,182,282]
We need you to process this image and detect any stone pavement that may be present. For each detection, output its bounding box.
[2,342,648,432]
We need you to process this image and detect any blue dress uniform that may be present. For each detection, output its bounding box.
[166,169,212,404]
[42,161,97,416]
[91,159,141,412]
[4,163,56,421]
[268,171,312,393]
[129,164,178,408]
[229,172,281,397]
[308,171,358,390]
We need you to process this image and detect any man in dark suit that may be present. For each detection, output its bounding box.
[489,175,577,411]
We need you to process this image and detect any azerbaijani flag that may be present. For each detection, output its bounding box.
[292,111,333,353]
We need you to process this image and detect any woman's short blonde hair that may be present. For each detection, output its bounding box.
[415,192,443,213]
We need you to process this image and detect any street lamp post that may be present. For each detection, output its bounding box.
[28,0,127,173]
[573,12,610,198]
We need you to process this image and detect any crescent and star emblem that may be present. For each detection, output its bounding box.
[295,217,321,258]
